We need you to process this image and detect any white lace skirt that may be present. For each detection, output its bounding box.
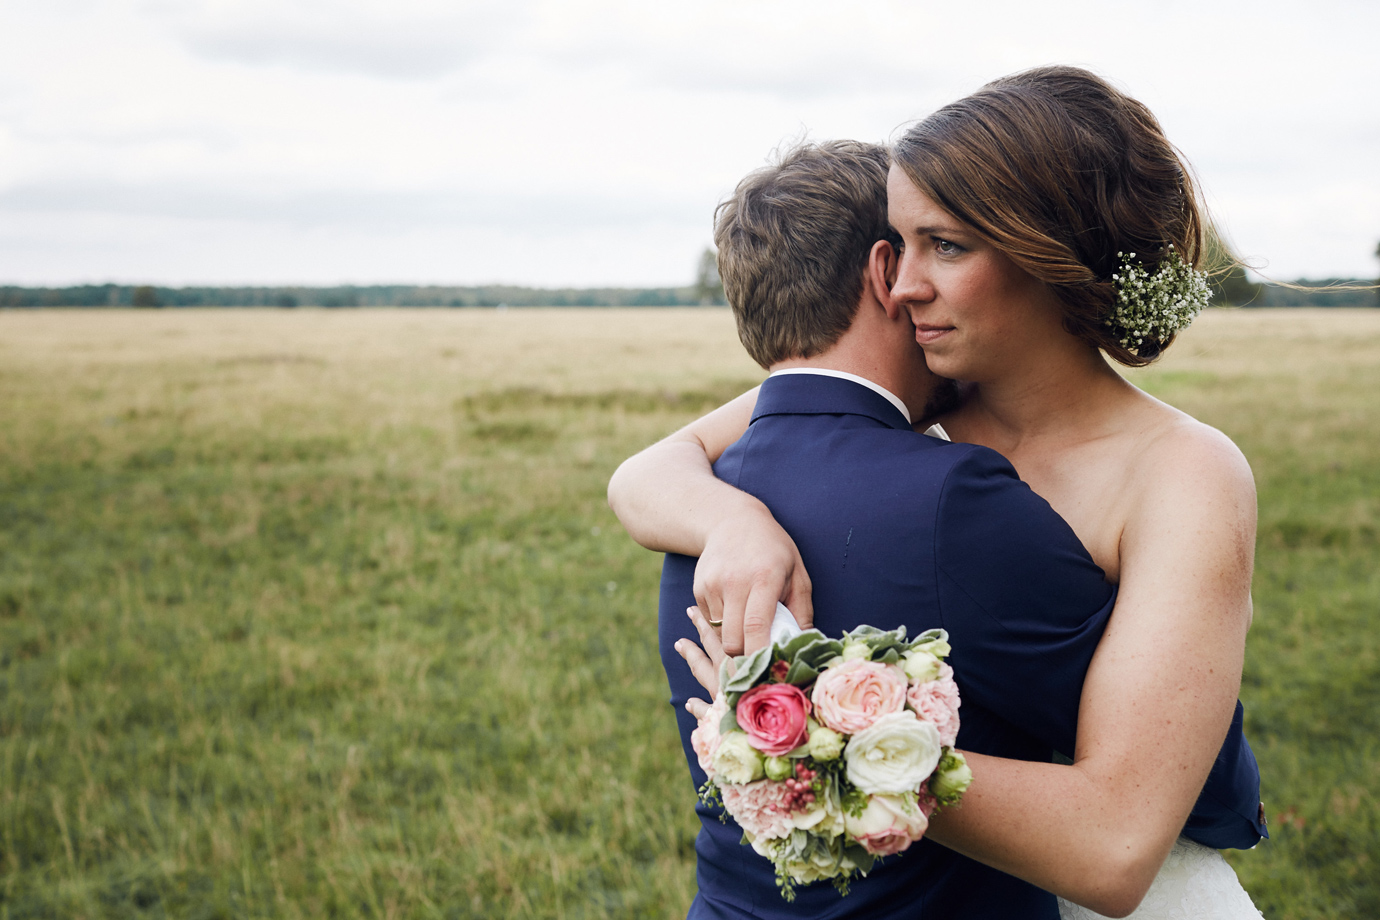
[1058,837,1264,920]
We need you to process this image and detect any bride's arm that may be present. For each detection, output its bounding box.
[607,386,814,651]
[924,425,1256,916]
[675,424,1255,917]
[607,387,758,553]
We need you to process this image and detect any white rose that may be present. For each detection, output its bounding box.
[746,831,775,859]
[844,793,929,855]
[844,711,942,794]
[789,785,846,837]
[712,732,765,785]
[781,836,849,884]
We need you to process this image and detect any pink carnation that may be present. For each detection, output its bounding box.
[906,663,961,747]
[736,683,812,756]
[691,695,729,777]
[811,659,908,734]
[720,779,797,840]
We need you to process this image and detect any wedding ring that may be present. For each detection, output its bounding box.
[706,616,724,626]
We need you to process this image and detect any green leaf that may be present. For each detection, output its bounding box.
[793,637,843,670]
[845,843,878,875]
[777,628,827,661]
[844,624,910,659]
[722,646,772,694]
[719,708,741,736]
[717,658,735,698]
[911,627,947,646]
[905,627,951,658]
[783,660,819,684]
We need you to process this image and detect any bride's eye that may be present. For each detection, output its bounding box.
[934,238,964,255]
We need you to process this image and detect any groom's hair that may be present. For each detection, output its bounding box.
[714,140,894,369]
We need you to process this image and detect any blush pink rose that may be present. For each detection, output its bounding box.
[721,779,797,840]
[691,695,729,777]
[844,793,930,856]
[736,683,812,756]
[811,659,908,734]
[906,663,961,747]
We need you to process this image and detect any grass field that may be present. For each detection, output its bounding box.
[0,307,1377,919]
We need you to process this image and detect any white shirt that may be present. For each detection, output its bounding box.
[765,367,951,441]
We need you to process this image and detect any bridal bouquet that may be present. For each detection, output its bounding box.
[693,615,971,900]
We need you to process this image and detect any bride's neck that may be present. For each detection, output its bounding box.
[953,345,1131,451]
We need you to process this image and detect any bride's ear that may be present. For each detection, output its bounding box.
[867,240,901,319]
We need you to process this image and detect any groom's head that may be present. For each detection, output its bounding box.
[714,140,900,370]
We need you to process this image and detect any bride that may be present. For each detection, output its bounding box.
[609,66,1267,918]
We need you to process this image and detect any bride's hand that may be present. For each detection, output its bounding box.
[695,509,813,657]
[676,605,730,720]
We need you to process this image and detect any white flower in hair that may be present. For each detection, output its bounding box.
[1105,245,1211,352]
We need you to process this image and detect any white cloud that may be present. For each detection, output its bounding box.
[168,0,522,79]
[0,0,1376,285]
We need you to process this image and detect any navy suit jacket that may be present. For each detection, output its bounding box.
[658,374,1265,919]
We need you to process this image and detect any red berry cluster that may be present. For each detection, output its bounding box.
[784,762,818,811]
[769,659,791,682]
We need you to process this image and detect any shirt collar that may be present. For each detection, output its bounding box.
[767,367,912,425]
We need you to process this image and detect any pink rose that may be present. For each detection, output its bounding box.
[811,659,908,734]
[736,683,812,756]
[692,695,729,777]
[906,663,961,747]
[844,793,930,856]
[721,779,797,840]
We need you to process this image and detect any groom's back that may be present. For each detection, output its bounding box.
[659,373,1117,919]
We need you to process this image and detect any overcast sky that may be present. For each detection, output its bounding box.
[1,0,1377,288]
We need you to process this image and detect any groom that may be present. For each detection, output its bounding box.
[655,140,1261,918]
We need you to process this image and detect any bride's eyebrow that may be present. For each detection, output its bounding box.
[914,225,967,237]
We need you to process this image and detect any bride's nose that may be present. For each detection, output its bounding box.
[891,252,935,309]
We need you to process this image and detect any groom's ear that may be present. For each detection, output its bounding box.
[867,240,901,320]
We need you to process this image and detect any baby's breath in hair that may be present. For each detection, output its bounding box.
[1105,245,1210,354]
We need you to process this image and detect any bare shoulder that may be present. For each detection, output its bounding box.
[1122,398,1257,540]
[1108,396,1257,636]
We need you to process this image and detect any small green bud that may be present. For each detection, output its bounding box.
[808,726,845,762]
[929,750,973,804]
[903,650,942,683]
[910,637,951,660]
[764,756,794,781]
[841,641,872,661]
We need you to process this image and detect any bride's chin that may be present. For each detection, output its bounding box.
[918,351,974,383]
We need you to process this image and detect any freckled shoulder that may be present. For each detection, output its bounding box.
[1121,400,1257,531]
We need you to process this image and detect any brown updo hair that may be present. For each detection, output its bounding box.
[891,65,1204,366]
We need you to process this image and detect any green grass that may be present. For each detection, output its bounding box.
[1,307,1377,918]
[1124,312,1380,919]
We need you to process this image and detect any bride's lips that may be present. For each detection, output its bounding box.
[914,325,954,346]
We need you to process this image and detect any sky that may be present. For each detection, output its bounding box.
[1,0,1377,288]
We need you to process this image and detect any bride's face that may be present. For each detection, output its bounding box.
[886,165,1065,382]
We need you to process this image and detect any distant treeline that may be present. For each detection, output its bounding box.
[0,283,723,309]
[1240,279,1378,308]
[0,280,1372,308]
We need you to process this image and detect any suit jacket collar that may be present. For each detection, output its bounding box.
[752,372,913,431]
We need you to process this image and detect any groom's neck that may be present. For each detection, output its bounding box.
[769,328,932,422]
